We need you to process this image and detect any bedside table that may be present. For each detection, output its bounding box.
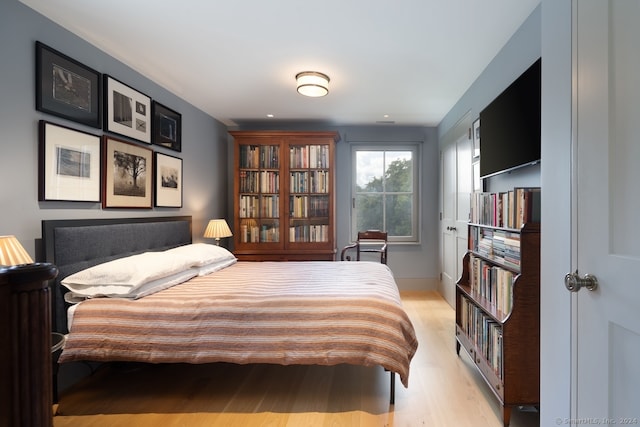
[0,263,58,427]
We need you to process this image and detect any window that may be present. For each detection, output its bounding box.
[351,145,420,242]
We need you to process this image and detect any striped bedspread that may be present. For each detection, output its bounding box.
[60,261,418,387]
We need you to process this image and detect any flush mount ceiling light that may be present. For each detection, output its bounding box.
[296,71,330,97]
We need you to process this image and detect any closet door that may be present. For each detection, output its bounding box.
[440,128,471,308]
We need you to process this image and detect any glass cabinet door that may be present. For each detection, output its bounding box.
[288,144,330,243]
[238,144,280,243]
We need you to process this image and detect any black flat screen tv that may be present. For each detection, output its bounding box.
[479,58,541,179]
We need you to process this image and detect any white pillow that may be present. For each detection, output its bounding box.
[61,251,195,297]
[64,268,197,303]
[195,257,237,276]
[164,243,236,267]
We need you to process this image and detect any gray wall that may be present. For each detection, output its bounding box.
[0,0,229,259]
[438,5,542,144]
[539,0,572,424]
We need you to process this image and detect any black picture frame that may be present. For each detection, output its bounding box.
[38,120,102,202]
[35,41,102,128]
[152,101,182,152]
[104,75,152,144]
[154,152,183,207]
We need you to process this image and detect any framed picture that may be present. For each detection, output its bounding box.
[472,118,481,159]
[103,136,153,208]
[472,160,483,192]
[35,41,102,128]
[154,152,183,207]
[38,120,101,202]
[152,101,182,152]
[104,75,151,143]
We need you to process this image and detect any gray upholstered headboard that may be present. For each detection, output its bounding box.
[42,216,192,333]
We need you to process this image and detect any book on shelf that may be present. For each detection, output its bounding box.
[514,187,541,228]
[471,187,540,228]
[261,145,279,168]
[260,171,279,193]
[290,169,329,194]
[309,144,330,168]
[289,144,330,169]
[460,296,504,378]
[259,195,279,218]
[239,145,259,168]
[239,145,279,169]
[288,224,329,242]
[469,254,514,314]
[470,227,521,270]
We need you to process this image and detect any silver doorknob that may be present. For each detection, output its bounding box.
[564,271,598,292]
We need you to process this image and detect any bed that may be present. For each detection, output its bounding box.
[42,216,418,403]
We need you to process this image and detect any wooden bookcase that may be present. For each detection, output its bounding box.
[455,209,540,426]
[230,130,340,261]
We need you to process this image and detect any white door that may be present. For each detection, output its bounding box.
[440,130,471,308]
[573,0,640,420]
[455,134,471,286]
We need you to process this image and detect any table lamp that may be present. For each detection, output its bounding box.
[0,235,33,266]
[203,219,233,246]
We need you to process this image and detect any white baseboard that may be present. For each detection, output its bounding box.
[395,277,438,292]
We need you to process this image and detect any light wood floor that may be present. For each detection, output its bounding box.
[53,291,539,427]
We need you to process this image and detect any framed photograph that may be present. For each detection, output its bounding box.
[103,136,153,208]
[36,41,102,128]
[152,101,182,152]
[154,152,183,207]
[38,120,101,202]
[104,75,151,143]
[472,118,481,159]
[472,160,483,192]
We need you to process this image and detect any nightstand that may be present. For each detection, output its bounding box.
[0,263,58,427]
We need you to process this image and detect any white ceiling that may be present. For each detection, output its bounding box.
[20,0,540,127]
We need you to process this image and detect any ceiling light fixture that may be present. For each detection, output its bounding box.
[296,71,330,97]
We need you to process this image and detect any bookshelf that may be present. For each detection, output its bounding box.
[456,188,540,427]
[230,131,340,261]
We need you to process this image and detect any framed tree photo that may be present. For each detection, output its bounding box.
[154,152,183,207]
[103,136,153,208]
[152,101,181,152]
[104,75,151,143]
[36,42,102,128]
[39,120,101,202]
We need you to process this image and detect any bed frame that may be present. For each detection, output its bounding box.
[42,216,192,334]
[41,215,398,404]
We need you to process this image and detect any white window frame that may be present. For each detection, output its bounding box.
[350,144,420,243]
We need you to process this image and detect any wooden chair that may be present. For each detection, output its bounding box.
[340,230,388,264]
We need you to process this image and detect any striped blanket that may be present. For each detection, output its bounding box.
[60,261,418,387]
